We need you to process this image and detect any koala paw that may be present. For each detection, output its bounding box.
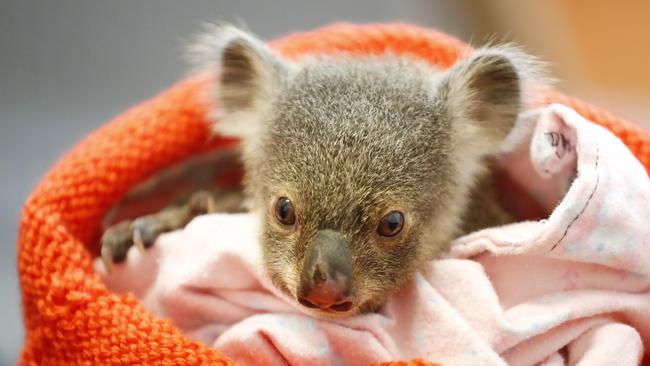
[99,189,245,273]
[100,220,134,273]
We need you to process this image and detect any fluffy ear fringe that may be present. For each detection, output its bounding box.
[187,23,287,139]
[477,43,552,109]
[448,45,550,115]
[444,44,551,151]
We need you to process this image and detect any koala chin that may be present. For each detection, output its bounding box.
[191,24,545,316]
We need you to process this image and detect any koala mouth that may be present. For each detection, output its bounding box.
[298,299,360,318]
[298,294,355,313]
[275,277,359,315]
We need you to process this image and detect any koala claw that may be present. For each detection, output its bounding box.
[100,220,133,273]
[188,190,218,215]
[131,216,164,253]
[132,229,146,254]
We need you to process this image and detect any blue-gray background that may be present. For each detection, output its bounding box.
[0,1,475,363]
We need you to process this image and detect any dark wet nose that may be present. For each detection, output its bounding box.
[298,230,355,312]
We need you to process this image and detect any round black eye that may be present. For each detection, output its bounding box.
[377,211,404,237]
[274,197,296,226]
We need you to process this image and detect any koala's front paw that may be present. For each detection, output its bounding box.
[99,208,189,273]
[100,190,237,273]
[100,220,134,273]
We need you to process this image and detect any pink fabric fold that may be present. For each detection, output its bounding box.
[97,104,650,366]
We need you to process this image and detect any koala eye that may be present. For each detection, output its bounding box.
[377,211,404,237]
[274,197,296,226]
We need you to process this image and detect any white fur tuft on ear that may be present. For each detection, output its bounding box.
[442,44,549,153]
[188,23,290,139]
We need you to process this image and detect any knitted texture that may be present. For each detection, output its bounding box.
[18,23,650,366]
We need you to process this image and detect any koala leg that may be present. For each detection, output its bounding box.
[100,189,245,272]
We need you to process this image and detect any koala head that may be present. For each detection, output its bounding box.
[193,24,540,316]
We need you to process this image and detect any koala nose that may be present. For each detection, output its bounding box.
[298,230,355,312]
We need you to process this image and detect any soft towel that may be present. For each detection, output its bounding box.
[97,104,650,366]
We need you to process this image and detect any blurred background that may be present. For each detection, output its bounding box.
[1,0,648,363]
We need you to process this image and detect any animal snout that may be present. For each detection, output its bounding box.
[298,230,355,312]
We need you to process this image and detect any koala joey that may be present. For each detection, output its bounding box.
[101,24,544,317]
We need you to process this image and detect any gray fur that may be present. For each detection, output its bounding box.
[194,24,545,316]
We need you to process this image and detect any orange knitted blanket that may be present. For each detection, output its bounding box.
[18,23,650,365]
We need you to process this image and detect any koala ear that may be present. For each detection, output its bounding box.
[190,24,289,138]
[441,45,543,151]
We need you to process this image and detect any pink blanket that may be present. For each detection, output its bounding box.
[97,104,650,366]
